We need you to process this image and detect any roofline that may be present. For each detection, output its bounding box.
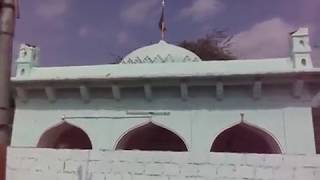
[11,70,320,85]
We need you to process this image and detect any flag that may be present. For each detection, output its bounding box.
[158,0,166,33]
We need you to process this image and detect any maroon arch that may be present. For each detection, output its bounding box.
[37,122,92,149]
[116,122,187,151]
[211,123,281,154]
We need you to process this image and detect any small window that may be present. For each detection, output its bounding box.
[20,69,25,76]
[301,59,307,66]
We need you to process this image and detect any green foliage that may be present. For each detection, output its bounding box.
[178,30,236,60]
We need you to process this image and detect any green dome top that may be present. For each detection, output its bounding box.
[120,40,202,64]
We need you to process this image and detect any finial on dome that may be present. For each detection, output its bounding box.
[158,0,167,40]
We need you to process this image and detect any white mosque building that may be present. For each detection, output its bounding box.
[6,28,320,180]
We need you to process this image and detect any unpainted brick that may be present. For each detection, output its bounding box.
[145,163,164,175]
[197,164,217,178]
[272,166,294,180]
[106,173,122,180]
[223,153,245,166]
[71,149,90,160]
[132,175,168,180]
[20,158,38,170]
[188,153,209,165]
[112,161,130,174]
[152,152,174,163]
[89,150,113,162]
[90,173,106,180]
[35,156,64,173]
[112,150,137,163]
[245,154,265,166]
[180,164,199,176]
[127,162,145,175]
[185,176,205,180]
[170,153,189,165]
[6,157,22,170]
[135,152,155,163]
[264,154,283,167]
[235,165,255,179]
[255,167,273,179]
[163,164,180,176]
[132,175,149,180]
[282,155,304,168]
[208,153,225,165]
[217,165,236,178]
[64,160,87,173]
[314,168,320,179]
[88,160,112,174]
[57,172,78,180]
[301,156,320,167]
[294,168,316,180]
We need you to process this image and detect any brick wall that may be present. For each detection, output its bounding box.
[0,146,6,180]
[6,148,320,180]
[312,108,320,153]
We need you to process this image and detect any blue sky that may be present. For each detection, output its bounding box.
[14,0,320,66]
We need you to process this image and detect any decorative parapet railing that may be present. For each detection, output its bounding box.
[6,147,320,180]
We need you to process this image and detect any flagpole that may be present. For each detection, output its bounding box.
[160,0,165,40]
[0,0,17,145]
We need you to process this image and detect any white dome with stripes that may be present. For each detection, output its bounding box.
[120,40,201,64]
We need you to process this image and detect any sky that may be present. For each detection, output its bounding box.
[14,0,320,67]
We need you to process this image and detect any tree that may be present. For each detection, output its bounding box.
[178,30,236,60]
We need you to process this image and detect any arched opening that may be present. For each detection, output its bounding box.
[37,122,92,149]
[211,123,281,154]
[116,122,187,151]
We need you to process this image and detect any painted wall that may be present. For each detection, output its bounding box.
[11,84,316,154]
[6,148,320,180]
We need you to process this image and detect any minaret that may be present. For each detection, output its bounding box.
[16,44,40,77]
[290,28,313,69]
[0,0,18,145]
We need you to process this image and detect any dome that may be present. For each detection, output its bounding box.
[120,40,202,64]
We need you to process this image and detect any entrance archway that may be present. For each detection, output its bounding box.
[116,122,187,151]
[211,123,281,154]
[38,122,92,149]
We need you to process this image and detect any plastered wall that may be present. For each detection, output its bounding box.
[11,98,316,154]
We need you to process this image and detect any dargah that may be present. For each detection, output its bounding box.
[3,26,320,180]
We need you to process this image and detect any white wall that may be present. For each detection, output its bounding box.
[6,148,320,180]
[11,88,316,154]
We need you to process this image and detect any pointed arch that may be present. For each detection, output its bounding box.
[37,122,92,149]
[211,122,281,154]
[115,122,188,151]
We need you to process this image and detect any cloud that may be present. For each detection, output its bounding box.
[180,0,222,22]
[121,0,159,24]
[230,18,295,59]
[78,26,90,38]
[34,0,69,19]
[78,25,108,40]
[117,31,130,45]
